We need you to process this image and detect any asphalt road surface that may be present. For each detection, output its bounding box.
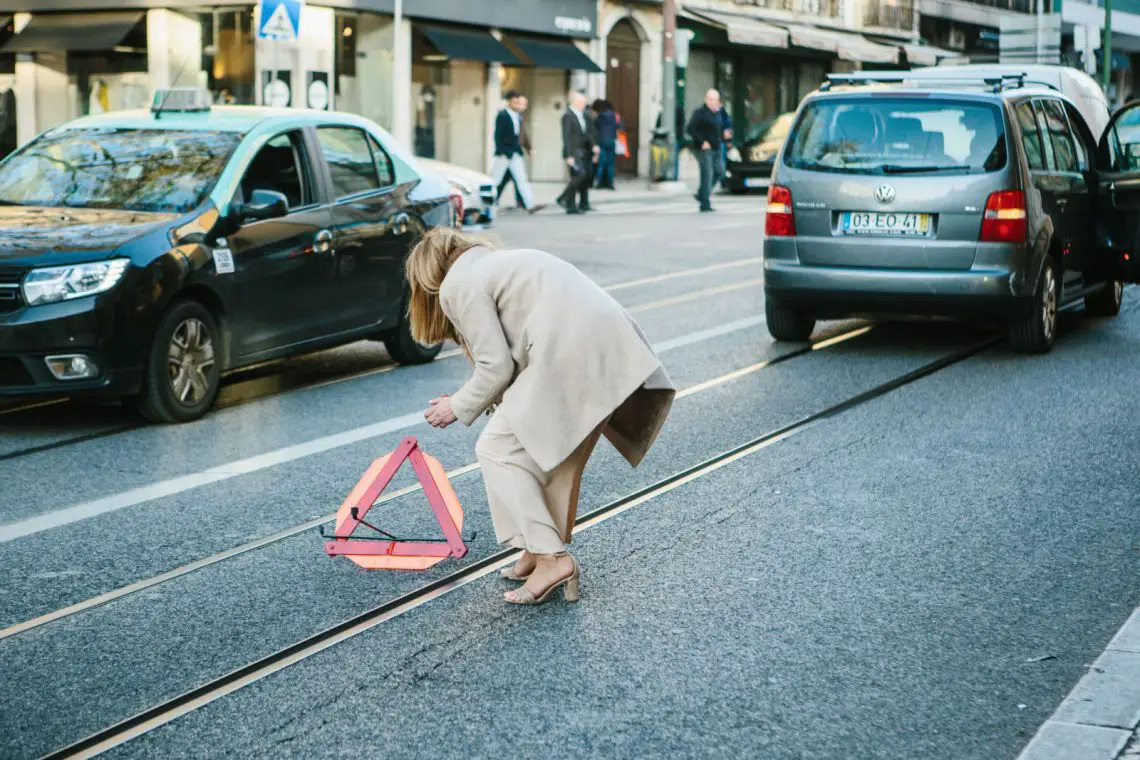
[2,194,1138,759]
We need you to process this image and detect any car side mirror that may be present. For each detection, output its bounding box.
[235,189,289,223]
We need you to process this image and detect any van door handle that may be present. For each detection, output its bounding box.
[315,229,334,255]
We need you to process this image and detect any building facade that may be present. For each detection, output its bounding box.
[0,0,1134,176]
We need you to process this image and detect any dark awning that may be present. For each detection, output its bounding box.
[1,11,144,53]
[506,35,603,73]
[419,25,523,65]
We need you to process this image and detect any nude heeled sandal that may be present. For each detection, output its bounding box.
[499,563,533,582]
[503,555,580,605]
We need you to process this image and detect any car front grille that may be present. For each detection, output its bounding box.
[0,357,33,387]
[0,267,26,313]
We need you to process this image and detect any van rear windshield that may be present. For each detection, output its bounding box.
[784,97,1006,175]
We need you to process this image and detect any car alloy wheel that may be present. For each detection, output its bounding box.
[1040,265,1058,343]
[167,317,217,405]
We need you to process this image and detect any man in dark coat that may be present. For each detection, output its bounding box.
[687,88,723,212]
[556,90,599,215]
[491,90,542,213]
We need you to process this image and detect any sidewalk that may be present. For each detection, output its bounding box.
[1018,607,1140,760]
[496,177,687,212]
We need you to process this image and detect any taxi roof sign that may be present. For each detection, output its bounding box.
[151,88,212,115]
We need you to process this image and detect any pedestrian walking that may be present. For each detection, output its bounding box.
[556,91,599,215]
[715,100,733,189]
[490,91,543,214]
[594,99,620,190]
[407,227,675,605]
[687,89,723,212]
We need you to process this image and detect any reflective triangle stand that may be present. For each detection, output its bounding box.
[324,436,468,570]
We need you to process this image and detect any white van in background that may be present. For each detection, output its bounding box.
[928,63,1111,139]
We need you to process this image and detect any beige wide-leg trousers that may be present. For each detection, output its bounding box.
[475,410,606,555]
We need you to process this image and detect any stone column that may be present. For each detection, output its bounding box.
[147,9,204,93]
[391,16,413,147]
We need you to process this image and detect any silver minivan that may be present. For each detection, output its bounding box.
[763,72,1140,353]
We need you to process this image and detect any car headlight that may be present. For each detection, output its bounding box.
[726,147,742,163]
[23,259,130,306]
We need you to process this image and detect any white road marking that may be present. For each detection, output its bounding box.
[628,279,763,314]
[653,315,765,353]
[0,315,770,544]
[602,257,762,292]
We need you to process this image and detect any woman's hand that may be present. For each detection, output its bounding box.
[425,395,457,429]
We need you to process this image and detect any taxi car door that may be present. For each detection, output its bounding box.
[312,126,409,333]
[1094,101,1140,283]
[225,130,336,358]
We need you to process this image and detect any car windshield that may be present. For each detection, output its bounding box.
[0,128,241,213]
[784,97,1006,175]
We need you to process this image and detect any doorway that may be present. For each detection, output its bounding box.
[606,18,641,176]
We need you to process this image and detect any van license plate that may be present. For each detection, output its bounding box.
[842,212,930,236]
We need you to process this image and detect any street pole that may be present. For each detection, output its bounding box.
[662,0,677,182]
[1034,0,1043,63]
[396,0,405,132]
[1104,0,1113,92]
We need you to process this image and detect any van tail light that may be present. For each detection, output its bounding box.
[448,188,465,228]
[980,190,1027,243]
[765,185,796,237]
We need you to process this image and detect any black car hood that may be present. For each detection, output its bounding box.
[0,206,178,263]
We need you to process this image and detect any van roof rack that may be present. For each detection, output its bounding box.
[820,72,1054,94]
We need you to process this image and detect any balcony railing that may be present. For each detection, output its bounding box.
[864,0,916,30]
[733,0,845,20]
[950,0,1035,12]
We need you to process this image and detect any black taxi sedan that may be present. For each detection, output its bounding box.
[724,112,795,193]
[0,89,457,422]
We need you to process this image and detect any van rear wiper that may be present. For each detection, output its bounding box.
[878,164,963,174]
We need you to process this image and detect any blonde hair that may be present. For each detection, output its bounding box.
[404,227,495,346]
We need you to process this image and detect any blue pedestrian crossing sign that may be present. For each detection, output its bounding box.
[258,0,303,42]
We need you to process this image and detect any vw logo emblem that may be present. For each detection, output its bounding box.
[875,185,896,204]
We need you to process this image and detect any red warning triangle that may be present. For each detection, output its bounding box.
[324,436,468,570]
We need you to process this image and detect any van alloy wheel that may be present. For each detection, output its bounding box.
[167,318,216,405]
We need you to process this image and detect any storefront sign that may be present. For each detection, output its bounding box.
[376,0,597,38]
[262,72,292,107]
[307,72,330,110]
[554,16,592,35]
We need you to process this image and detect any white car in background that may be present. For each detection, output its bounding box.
[416,157,496,229]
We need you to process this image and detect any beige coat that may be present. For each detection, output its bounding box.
[440,247,675,473]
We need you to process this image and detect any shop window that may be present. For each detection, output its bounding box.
[68,15,148,117]
[201,10,256,105]
[336,14,357,89]
[318,126,380,198]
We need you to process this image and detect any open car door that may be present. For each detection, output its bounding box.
[1095,102,1140,283]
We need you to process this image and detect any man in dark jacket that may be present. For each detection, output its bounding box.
[594,99,620,190]
[491,90,542,214]
[556,90,599,215]
[687,88,723,212]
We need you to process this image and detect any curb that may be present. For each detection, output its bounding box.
[1017,607,1140,760]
